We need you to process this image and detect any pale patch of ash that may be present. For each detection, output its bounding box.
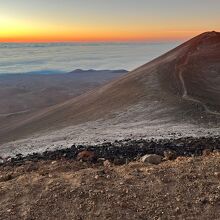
[0,102,219,157]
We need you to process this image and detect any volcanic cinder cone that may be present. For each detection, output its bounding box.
[0,31,220,154]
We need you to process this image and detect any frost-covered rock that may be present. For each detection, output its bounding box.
[140,154,162,165]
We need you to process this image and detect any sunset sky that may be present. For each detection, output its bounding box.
[0,0,220,42]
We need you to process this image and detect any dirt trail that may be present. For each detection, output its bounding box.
[176,50,220,116]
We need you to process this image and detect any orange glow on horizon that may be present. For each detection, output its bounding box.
[0,12,216,43]
[0,13,215,43]
[0,31,203,43]
[1,1,219,43]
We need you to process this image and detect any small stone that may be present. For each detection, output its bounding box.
[113,158,125,165]
[0,174,13,182]
[138,143,144,148]
[176,197,181,202]
[77,151,96,162]
[97,158,105,162]
[175,207,180,213]
[5,157,12,162]
[202,149,212,156]
[140,154,163,165]
[103,160,111,167]
[94,175,99,179]
[94,211,101,217]
[214,172,220,179]
[198,197,208,204]
[164,150,177,160]
[213,149,220,155]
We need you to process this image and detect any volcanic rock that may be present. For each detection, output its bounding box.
[140,154,163,165]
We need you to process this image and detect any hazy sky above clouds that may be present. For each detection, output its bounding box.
[0,0,219,42]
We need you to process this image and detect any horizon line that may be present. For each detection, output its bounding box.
[0,39,184,44]
[0,31,210,43]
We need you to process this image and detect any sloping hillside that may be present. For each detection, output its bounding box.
[0,32,220,154]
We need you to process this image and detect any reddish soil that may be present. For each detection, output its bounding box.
[0,152,220,220]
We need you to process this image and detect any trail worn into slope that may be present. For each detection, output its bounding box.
[176,47,220,116]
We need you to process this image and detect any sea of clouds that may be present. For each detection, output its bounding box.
[0,42,180,75]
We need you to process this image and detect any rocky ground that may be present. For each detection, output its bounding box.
[0,137,220,220]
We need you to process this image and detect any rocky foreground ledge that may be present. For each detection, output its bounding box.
[1,136,220,166]
[0,136,220,220]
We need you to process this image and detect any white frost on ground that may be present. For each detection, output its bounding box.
[0,120,219,157]
[0,103,219,157]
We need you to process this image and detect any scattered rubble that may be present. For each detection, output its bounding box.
[1,136,219,167]
[0,151,220,220]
